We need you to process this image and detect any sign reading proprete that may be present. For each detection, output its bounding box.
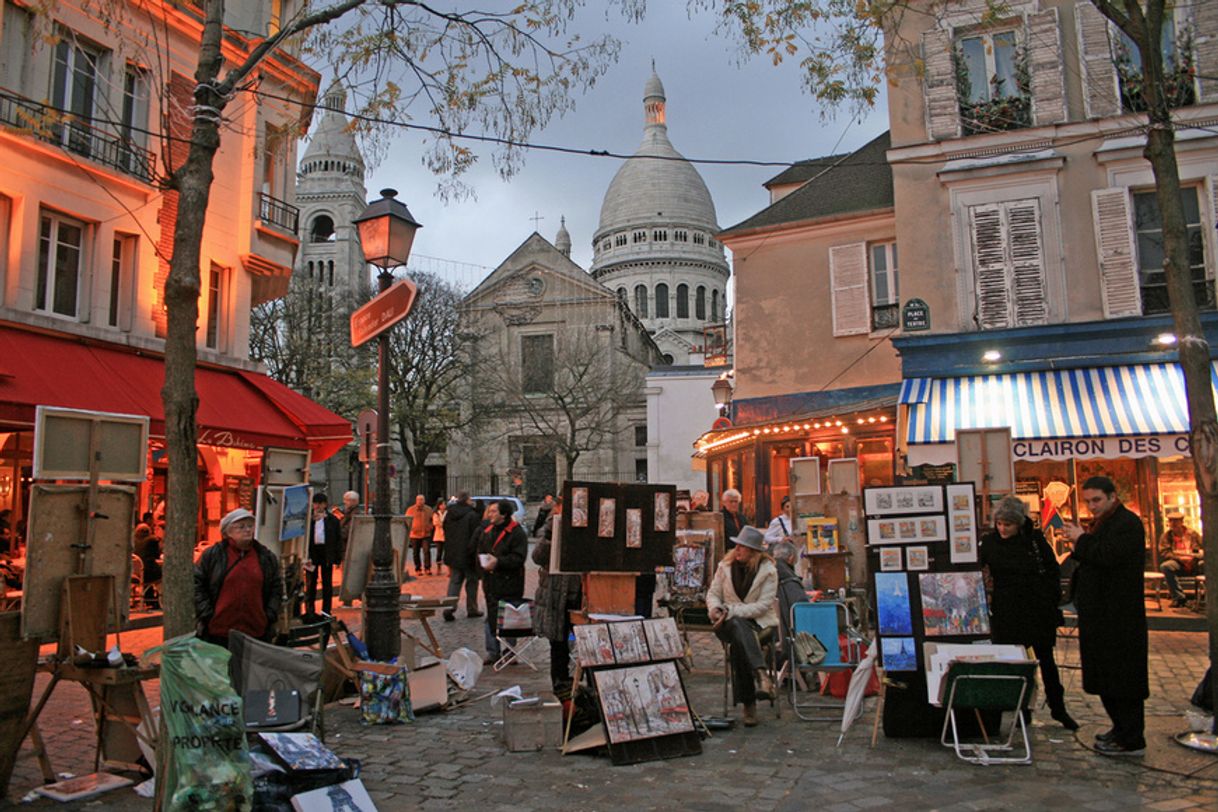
[350,279,418,347]
[902,298,930,331]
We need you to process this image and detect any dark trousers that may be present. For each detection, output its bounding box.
[411,536,432,572]
[1031,641,1066,712]
[1100,695,1146,748]
[715,616,764,706]
[434,541,445,567]
[485,594,523,658]
[305,563,332,615]
[550,639,572,697]
[445,564,481,614]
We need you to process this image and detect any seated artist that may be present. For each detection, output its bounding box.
[707,526,778,727]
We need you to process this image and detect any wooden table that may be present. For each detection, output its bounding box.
[400,597,458,660]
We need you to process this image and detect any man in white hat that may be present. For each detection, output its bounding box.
[194,507,283,647]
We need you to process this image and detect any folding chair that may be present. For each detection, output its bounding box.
[495,598,542,672]
[789,601,862,721]
[228,630,326,740]
[939,659,1038,765]
[720,622,781,718]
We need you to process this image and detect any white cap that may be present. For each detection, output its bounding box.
[220,507,255,536]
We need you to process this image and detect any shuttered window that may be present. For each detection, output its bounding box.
[829,242,870,336]
[967,199,1048,330]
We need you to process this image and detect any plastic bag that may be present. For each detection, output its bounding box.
[146,635,253,811]
[357,663,414,724]
[446,647,483,690]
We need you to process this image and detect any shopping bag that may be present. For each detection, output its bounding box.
[499,600,532,631]
[356,663,414,725]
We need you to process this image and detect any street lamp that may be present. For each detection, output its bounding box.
[352,188,421,661]
[711,375,733,414]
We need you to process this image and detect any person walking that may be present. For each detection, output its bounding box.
[442,492,483,621]
[194,508,282,648]
[432,498,448,577]
[304,492,342,617]
[405,494,434,576]
[980,496,1077,730]
[477,500,528,665]
[1064,476,1148,756]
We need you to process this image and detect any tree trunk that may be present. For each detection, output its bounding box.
[160,1,227,639]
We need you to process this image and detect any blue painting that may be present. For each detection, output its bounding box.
[880,636,918,672]
[875,572,913,636]
[280,484,311,542]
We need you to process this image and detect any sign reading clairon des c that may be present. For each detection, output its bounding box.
[1011,433,1193,462]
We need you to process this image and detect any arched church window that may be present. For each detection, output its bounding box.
[310,214,335,243]
[328,261,335,287]
[693,233,705,245]
[653,229,666,242]
[695,286,706,320]
[617,288,627,305]
[676,284,689,318]
[306,261,313,279]
[655,283,669,318]
[711,289,720,321]
[635,284,649,318]
[616,234,627,247]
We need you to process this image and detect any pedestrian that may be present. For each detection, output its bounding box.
[194,508,282,648]
[477,499,528,665]
[432,498,447,577]
[720,488,747,550]
[1063,475,1148,756]
[304,492,342,617]
[706,525,777,727]
[405,494,434,576]
[442,492,484,621]
[980,496,1077,730]
[532,497,581,697]
[134,522,162,608]
[338,490,360,554]
[1158,509,1203,606]
[763,495,795,547]
[532,493,555,537]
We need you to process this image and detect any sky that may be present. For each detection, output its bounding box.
[349,4,890,291]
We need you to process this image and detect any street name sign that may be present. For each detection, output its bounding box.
[350,279,418,347]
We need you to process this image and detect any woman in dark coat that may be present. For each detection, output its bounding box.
[532,498,582,698]
[1065,475,1148,756]
[979,496,1076,730]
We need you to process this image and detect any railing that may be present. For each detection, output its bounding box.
[0,89,155,182]
[257,191,300,234]
[871,303,900,331]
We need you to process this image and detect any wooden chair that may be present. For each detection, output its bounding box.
[939,659,1038,765]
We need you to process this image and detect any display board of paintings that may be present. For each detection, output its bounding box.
[559,481,677,572]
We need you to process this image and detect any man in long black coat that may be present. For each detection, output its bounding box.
[305,492,343,617]
[442,492,484,620]
[1065,475,1148,756]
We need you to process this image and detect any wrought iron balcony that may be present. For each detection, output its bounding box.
[0,89,155,182]
[257,191,300,235]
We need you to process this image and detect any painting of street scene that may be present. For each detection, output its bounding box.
[593,662,694,744]
[574,623,616,667]
[919,572,990,637]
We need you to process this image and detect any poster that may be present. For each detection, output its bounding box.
[598,498,616,538]
[919,572,990,637]
[875,572,913,635]
[626,508,643,548]
[672,544,708,590]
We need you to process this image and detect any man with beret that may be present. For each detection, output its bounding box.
[194,507,282,647]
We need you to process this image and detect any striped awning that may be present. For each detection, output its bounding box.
[899,363,1216,444]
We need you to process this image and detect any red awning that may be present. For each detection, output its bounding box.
[0,324,352,461]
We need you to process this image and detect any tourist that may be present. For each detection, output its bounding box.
[405,494,434,576]
[194,508,282,647]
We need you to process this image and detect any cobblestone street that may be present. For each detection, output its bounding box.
[8,557,1218,811]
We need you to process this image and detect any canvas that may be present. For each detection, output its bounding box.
[906,546,929,571]
[881,636,918,672]
[574,624,616,667]
[654,492,671,531]
[946,483,978,563]
[571,487,589,528]
[879,547,902,572]
[593,661,695,744]
[291,779,376,812]
[609,620,650,664]
[598,498,616,538]
[919,572,990,637]
[280,484,311,542]
[259,732,344,771]
[643,618,684,661]
[875,572,913,635]
[626,508,643,548]
[672,543,709,591]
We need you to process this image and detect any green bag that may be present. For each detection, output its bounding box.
[147,636,252,811]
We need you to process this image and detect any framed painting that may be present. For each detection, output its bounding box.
[593,661,695,744]
[864,485,944,517]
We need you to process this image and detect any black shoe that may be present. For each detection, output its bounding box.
[1050,707,1080,731]
[484,654,499,665]
[1095,739,1145,757]
[467,610,484,618]
[1095,729,1117,744]
[442,610,455,622]
[1172,597,1188,608]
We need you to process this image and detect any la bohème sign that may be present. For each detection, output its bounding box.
[350,279,418,347]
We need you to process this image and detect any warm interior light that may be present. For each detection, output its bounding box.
[879,415,888,422]
[840,426,849,434]
[982,350,1002,362]
[1154,332,1178,346]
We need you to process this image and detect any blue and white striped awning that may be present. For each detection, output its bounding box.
[899,363,1217,444]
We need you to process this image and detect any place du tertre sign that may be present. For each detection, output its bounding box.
[350,279,419,347]
[902,298,930,331]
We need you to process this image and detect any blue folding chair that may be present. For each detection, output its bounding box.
[789,601,863,721]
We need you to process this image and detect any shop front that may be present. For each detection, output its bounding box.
[0,322,351,545]
[694,385,899,527]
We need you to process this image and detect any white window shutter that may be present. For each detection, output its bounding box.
[921,28,959,141]
[1075,2,1120,118]
[969,203,1011,329]
[1197,2,1218,103]
[1091,187,1141,318]
[1027,9,1067,125]
[1209,176,1218,280]
[1006,200,1049,326]
[829,242,870,336]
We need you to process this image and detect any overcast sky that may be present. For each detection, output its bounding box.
[349,4,889,290]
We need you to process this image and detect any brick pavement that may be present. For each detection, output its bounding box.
[8,554,1218,810]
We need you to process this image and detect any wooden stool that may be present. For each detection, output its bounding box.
[1143,572,1166,610]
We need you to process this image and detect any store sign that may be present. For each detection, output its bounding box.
[1011,434,1192,462]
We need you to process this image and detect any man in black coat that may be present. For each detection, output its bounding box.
[442,492,484,621]
[304,492,343,617]
[477,499,529,664]
[1065,475,1149,756]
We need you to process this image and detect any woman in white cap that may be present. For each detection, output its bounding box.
[194,507,283,648]
[706,525,778,726]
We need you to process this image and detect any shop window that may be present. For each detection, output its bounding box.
[857,438,894,488]
[634,284,648,318]
[870,241,899,330]
[655,283,669,318]
[521,333,555,394]
[1158,456,1202,538]
[36,210,85,319]
[676,283,689,318]
[1134,187,1210,315]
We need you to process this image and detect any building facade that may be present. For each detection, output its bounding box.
[0,1,348,537]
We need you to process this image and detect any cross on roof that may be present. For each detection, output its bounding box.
[530,211,545,230]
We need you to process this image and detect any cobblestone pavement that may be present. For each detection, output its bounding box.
[8,554,1218,810]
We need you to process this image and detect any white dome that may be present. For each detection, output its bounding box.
[301,82,365,171]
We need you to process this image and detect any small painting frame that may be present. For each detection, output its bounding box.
[571,487,589,527]
[879,547,902,572]
[946,483,978,563]
[864,485,944,517]
[598,498,616,538]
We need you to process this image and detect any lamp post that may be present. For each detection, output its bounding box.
[352,188,421,661]
[711,375,733,415]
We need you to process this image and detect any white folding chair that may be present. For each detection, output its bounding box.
[495,598,542,672]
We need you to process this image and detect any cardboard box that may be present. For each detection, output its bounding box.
[502,692,563,752]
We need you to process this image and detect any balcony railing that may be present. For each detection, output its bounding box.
[0,89,155,182]
[257,191,300,235]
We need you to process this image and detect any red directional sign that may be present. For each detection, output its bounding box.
[350,279,418,347]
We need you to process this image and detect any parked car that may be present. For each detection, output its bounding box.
[471,495,527,526]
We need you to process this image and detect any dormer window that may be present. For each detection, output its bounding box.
[954,30,1030,135]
